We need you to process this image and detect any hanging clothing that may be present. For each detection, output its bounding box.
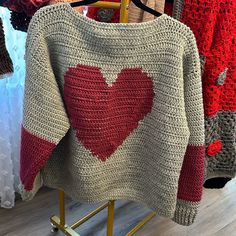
[20,4,205,226]
[164,0,173,17]
[128,0,165,23]
[86,0,121,23]
[5,0,50,16]
[172,0,236,185]
[0,17,13,79]
[7,0,83,33]
[9,11,32,32]
[4,0,49,32]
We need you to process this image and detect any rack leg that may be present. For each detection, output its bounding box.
[119,0,130,22]
[107,200,115,236]
[126,212,157,236]
[59,190,66,227]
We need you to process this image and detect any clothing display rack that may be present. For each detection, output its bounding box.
[49,1,157,235]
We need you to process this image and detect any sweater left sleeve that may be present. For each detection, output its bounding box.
[19,13,70,200]
[173,29,205,225]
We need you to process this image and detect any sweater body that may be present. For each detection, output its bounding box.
[20,4,205,226]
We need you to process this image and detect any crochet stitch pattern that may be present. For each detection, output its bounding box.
[20,4,205,226]
[64,65,154,161]
[173,0,236,182]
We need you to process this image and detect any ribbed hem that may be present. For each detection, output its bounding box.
[172,199,199,226]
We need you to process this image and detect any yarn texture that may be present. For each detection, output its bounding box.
[20,3,205,226]
[173,0,236,183]
[86,0,120,22]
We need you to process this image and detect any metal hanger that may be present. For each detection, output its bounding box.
[70,0,162,17]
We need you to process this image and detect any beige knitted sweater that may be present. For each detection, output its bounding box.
[20,3,205,226]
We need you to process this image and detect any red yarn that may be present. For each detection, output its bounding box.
[180,0,236,117]
[207,140,223,157]
[86,0,121,22]
[64,64,154,161]
[20,127,56,190]
[177,145,205,202]
[5,0,49,16]
[164,1,173,17]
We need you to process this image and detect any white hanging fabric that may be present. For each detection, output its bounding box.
[0,7,26,208]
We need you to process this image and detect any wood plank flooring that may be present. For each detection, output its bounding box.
[0,178,236,236]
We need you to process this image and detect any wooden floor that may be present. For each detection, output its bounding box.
[0,178,236,236]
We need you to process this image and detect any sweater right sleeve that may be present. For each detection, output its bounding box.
[20,14,70,199]
[173,30,205,225]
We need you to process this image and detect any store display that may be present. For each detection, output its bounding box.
[0,0,235,234]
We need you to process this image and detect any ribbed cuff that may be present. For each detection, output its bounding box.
[18,173,43,201]
[172,199,199,226]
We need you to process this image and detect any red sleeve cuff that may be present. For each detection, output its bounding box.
[20,127,56,190]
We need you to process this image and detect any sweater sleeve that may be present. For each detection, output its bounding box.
[20,14,70,199]
[173,30,205,225]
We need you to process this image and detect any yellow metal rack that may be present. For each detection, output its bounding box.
[50,1,157,235]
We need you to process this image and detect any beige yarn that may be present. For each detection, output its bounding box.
[128,0,165,23]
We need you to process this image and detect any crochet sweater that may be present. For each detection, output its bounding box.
[20,3,205,226]
[172,0,236,183]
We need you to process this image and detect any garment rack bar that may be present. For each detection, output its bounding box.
[107,200,115,236]
[120,0,130,23]
[59,190,65,227]
[89,1,121,8]
[125,212,157,236]
[71,201,110,229]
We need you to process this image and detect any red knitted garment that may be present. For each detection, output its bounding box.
[164,1,173,16]
[86,0,120,22]
[180,0,236,116]
[5,0,49,16]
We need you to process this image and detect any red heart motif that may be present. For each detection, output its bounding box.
[207,140,223,157]
[64,64,154,161]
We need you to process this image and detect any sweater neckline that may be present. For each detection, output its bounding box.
[63,3,168,30]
